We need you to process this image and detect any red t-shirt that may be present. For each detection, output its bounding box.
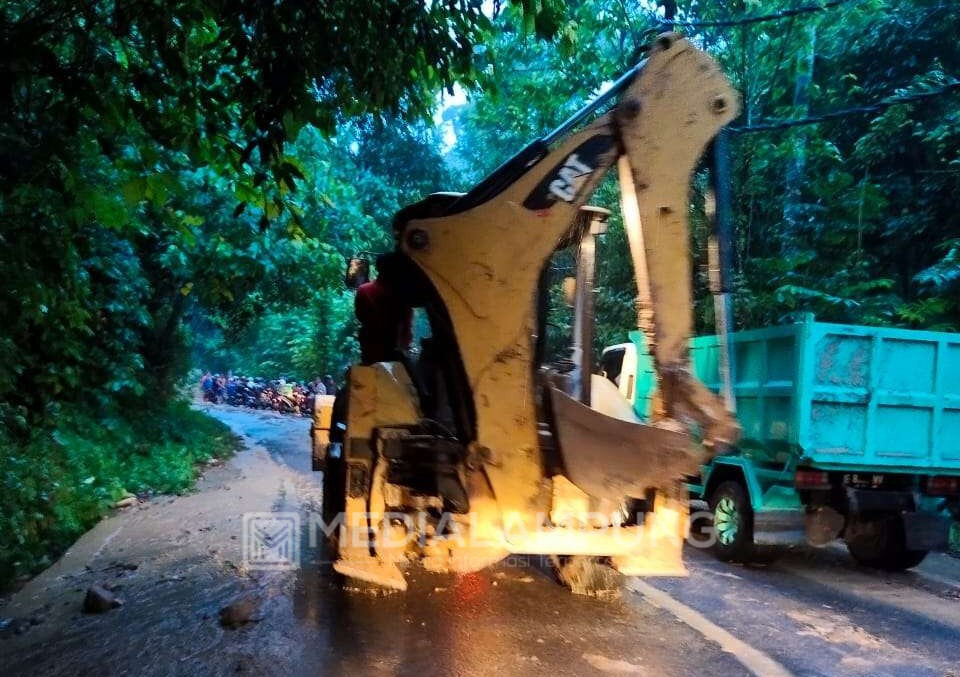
[355,279,413,364]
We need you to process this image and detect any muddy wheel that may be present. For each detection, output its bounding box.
[846,515,928,571]
[710,480,755,563]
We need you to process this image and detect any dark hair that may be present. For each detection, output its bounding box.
[375,251,403,283]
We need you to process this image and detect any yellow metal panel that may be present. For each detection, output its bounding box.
[346,363,421,439]
[312,394,336,429]
[336,364,422,590]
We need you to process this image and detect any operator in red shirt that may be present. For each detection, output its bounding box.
[354,252,413,365]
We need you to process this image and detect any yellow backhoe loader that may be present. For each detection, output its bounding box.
[312,33,741,591]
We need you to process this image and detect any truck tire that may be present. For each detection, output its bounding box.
[710,480,755,563]
[845,515,928,571]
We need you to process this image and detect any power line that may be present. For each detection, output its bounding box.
[729,82,960,133]
[656,0,861,29]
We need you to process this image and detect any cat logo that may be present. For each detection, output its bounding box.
[548,153,594,202]
[522,135,614,211]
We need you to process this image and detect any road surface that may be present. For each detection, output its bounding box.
[2,406,958,676]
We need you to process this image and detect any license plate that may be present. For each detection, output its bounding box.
[841,473,887,489]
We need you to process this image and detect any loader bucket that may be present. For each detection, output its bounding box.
[548,386,701,500]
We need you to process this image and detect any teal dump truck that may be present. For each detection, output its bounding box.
[601,316,960,570]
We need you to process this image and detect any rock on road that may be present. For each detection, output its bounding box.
[1,406,958,676]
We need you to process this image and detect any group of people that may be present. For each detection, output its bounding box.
[199,372,337,416]
[196,253,414,420]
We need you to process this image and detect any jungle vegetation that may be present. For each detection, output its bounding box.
[1,0,957,583]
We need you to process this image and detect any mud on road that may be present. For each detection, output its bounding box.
[2,406,958,677]
[0,407,743,677]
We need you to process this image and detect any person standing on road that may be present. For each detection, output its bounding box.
[212,374,226,403]
[201,371,214,401]
[322,374,336,395]
[312,376,326,396]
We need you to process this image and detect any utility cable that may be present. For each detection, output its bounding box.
[653,0,862,29]
[729,81,960,133]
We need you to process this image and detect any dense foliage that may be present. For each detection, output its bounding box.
[447,0,960,358]
[2,0,958,582]
[189,119,452,381]
[0,402,237,582]
[1,0,554,428]
[707,1,960,330]
[0,0,556,584]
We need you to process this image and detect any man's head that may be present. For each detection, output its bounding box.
[375,252,404,284]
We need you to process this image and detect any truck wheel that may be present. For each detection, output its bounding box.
[845,515,928,571]
[710,481,755,563]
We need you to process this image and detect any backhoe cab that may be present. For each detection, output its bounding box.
[312,34,741,591]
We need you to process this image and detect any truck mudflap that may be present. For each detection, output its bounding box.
[903,513,952,551]
[752,510,806,547]
[847,488,915,514]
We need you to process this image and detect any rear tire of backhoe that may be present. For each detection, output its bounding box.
[710,481,756,564]
[846,515,928,571]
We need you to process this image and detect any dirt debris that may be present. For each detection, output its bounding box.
[83,585,123,613]
[219,594,263,629]
[552,556,621,599]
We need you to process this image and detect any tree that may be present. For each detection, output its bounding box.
[0,0,564,429]
[192,119,455,380]
[0,0,568,584]
[446,0,960,358]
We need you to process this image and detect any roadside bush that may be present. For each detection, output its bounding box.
[0,402,238,587]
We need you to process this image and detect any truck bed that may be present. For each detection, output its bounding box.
[630,318,960,474]
[687,319,960,474]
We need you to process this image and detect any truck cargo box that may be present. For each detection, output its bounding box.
[630,316,960,475]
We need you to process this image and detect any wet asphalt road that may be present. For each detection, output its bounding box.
[2,406,958,676]
[207,407,746,676]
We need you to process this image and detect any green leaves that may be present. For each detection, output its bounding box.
[1,0,561,433]
[915,240,960,291]
[452,0,959,337]
[192,115,451,378]
[0,401,238,585]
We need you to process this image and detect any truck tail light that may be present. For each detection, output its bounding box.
[925,476,960,496]
[795,469,830,490]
